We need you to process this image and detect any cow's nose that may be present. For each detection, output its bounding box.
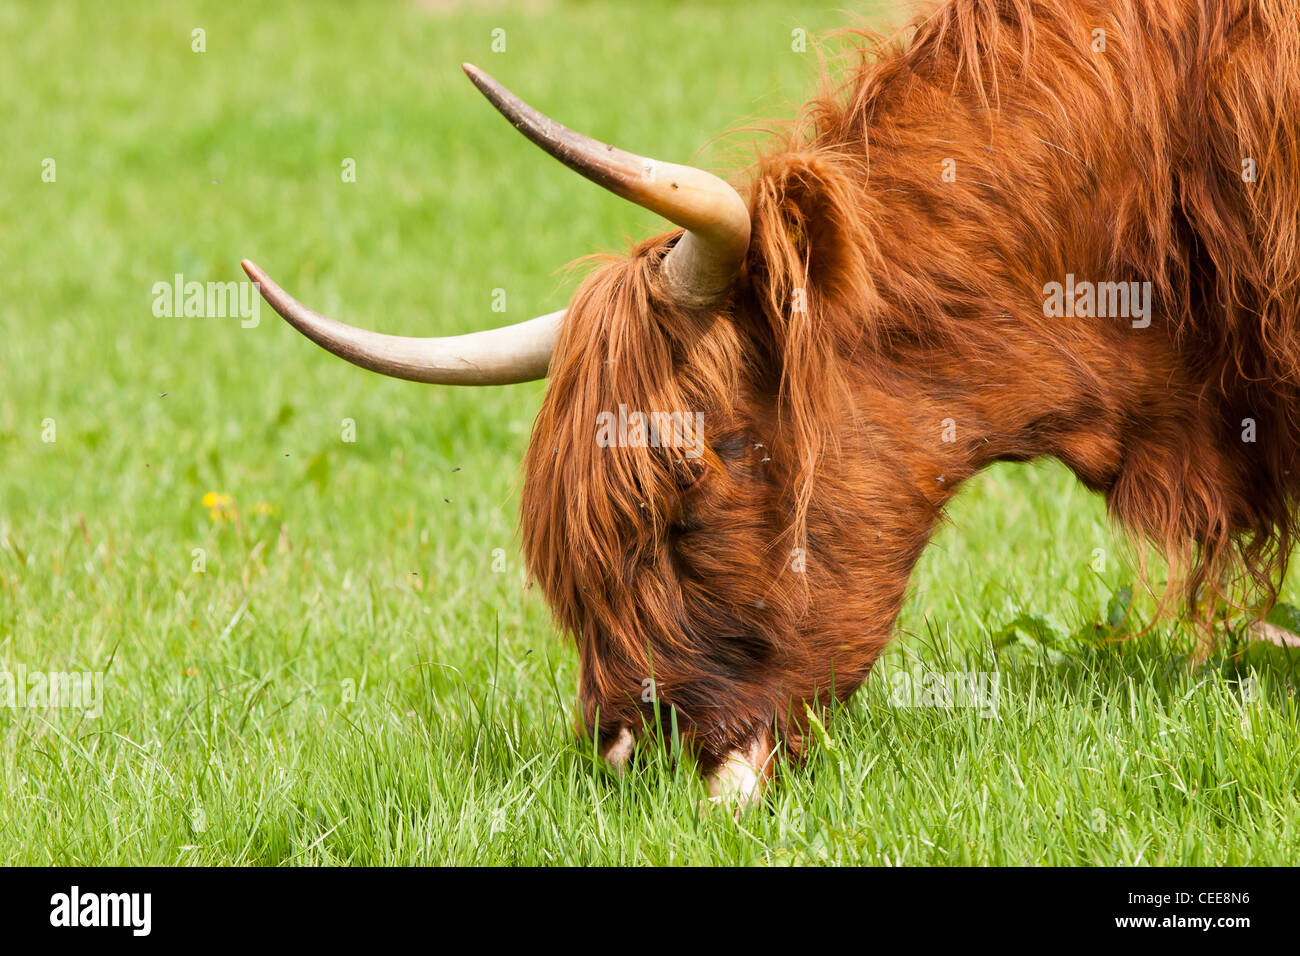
[599,725,636,774]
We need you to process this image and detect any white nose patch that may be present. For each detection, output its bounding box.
[600,725,636,772]
[704,739,772,814]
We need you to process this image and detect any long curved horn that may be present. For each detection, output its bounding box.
[240,260,561,385]
[463,63,750,306]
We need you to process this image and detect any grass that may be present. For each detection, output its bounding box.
[2,0,1298,866]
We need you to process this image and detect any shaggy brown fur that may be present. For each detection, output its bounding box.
[520,0,1300,770]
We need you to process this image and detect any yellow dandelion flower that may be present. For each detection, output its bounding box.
[203,491,236,522]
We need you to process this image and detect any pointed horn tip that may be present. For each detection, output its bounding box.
[461,62,490,87]
[241,260,278,306]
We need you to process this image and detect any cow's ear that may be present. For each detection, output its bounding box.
[741,153,874,547]
[745,151,879,338]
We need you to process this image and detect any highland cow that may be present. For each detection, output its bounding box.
[242,0,1300,806]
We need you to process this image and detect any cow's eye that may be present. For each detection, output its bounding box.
[712,434,751,460]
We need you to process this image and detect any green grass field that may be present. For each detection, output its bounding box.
[2,0,1298,865]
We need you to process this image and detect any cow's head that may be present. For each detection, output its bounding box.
[243,66,905,798]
